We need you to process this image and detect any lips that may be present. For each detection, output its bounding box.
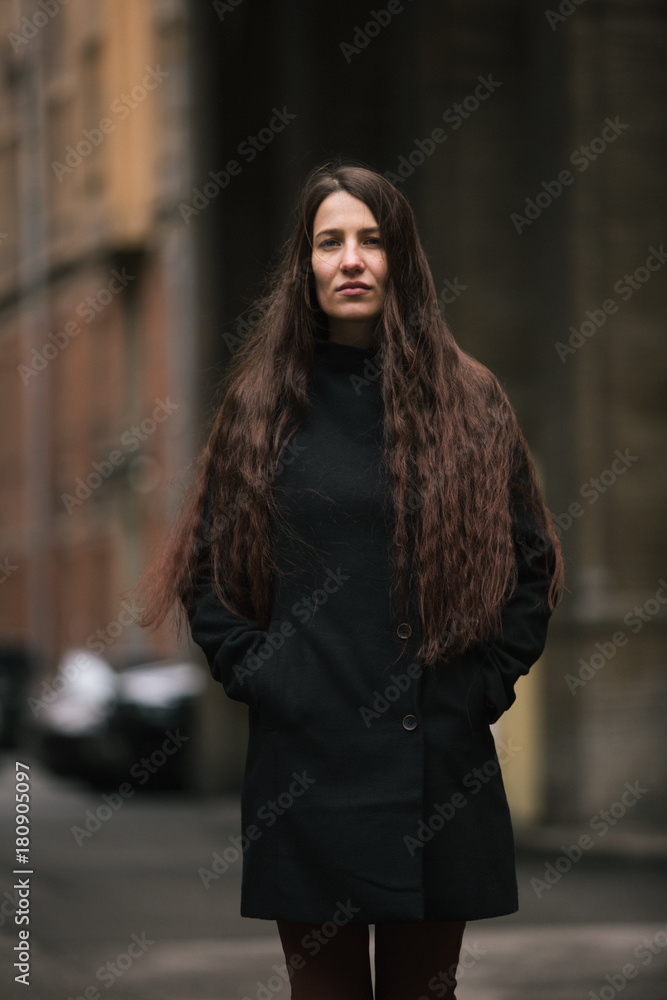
[337,282,371,294]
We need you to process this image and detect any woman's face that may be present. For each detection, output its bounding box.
[310,190,388,337]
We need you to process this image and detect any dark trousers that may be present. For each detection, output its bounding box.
[276,918,466,999]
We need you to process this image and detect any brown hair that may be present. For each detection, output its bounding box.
[133,160,563,664]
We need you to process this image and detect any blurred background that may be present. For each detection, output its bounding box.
[0,1,666,997]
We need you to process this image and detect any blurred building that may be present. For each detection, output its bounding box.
[0,0,215,768]
[0,0,665,829]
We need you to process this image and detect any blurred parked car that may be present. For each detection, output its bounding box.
[0,643,38,749]
[27,647,207,791]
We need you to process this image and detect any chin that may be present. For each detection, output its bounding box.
[334,306,377,320]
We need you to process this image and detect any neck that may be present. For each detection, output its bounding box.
[326,317,377,350]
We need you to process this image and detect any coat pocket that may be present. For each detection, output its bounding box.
[464,665,496,735]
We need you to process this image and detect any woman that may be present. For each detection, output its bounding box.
[136,161,563,999]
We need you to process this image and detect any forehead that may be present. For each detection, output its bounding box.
[312,190,379,236]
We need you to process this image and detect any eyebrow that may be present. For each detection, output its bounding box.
[314,226,380,239]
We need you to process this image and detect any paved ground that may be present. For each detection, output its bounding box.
[0,754,666,999]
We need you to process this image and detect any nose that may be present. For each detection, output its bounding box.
[340,239,364,271]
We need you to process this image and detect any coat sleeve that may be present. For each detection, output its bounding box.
[478,458,557,724]
[185,557,270,708]
[184,484,269,708]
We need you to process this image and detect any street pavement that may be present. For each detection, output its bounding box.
[0,753,666,1000]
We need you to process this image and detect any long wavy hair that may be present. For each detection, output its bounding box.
[134,160,563,665]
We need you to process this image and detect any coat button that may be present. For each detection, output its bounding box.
[397,622,412,639]
[402,714,418,731]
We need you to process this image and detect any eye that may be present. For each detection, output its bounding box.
[319,238,338,248]
[365,237,382,245]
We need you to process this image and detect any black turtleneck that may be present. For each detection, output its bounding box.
[311,328,381,369]
[269,329,400,625]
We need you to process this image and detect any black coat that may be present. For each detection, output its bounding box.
[187,331,555,924]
